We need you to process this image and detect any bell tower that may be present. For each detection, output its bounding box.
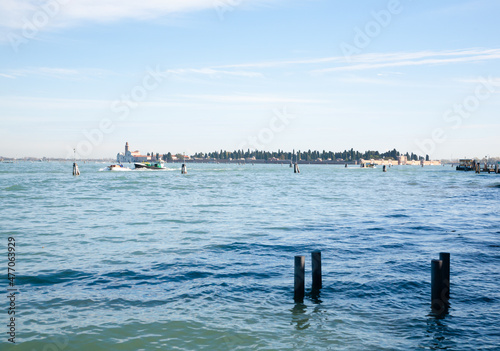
[125,142,129,154]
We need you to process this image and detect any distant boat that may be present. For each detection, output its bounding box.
[456,159,474,171]
[361,162,376,168]
[134,161,166,170]
[107,164,131,171]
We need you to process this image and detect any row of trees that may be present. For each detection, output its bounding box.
[183,148,428,161]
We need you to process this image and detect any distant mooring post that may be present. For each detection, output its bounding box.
[431,253,450,315]
[383,165,387,172]
[294,163,300,173]
[72,148,80,176]
[72,163,80,176]
[311,250,322,290]
[294,255,305,302]
[495,163,499,174]
[181,152,187,174]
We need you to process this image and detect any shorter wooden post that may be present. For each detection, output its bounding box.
[181,164,187,174]
[383,165,387,172]
[311,250,322,290]
[294,163,300,174]
[431,259,448,315]
[294,256,305,302]
[495,164,499,174]
[72,162,80,176]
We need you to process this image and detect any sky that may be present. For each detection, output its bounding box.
[0,0,499,159]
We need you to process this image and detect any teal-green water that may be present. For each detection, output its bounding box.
[1,162,499,350]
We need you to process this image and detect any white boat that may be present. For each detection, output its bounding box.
[107,164,131,171]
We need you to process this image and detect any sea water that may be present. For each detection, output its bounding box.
[0,162,499,350]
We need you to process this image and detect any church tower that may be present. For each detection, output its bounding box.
[125,142,129,155]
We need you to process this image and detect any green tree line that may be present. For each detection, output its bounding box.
[179,148,426,161]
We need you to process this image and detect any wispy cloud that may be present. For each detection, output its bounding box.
[456,76,500,86]
[216,56,346,69]
[166,68,263,78]
[0,96,110,109]
[0,0,274,30]
[0,73,16,79]
[213,48,500,73]
[0,67,114,80]
[178,94,327,104]
[314,48,500,73]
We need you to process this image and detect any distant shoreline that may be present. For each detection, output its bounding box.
[0,158,455,165]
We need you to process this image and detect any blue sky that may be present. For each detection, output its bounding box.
[1,0,499,159]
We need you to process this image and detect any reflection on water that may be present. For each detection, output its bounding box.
[291,303,310,330]
[309,289,323,304]
[423,315,456,350]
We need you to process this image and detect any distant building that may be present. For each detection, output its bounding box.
[116,142,150,163]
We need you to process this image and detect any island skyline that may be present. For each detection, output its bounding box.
[1,144,498,162]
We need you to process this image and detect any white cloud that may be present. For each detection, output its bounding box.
[0,73,16,79]
[0,96,109,109]
[0,67,114,79]
[0,0,272,30]
[214,48,500,73]
[314,48,500,73]
[457,76,500,86]
[166,68,263,78]
[216,56,346,69]
[177,94,326,104]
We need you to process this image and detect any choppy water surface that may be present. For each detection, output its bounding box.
[1,162,499,350]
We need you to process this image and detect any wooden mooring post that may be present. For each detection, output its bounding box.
[431,253,450,315]
[311,250,322,290]
[440,252,450,299]
[72,162,80,176]
[181,163,187,174]
[496,163,499,174]
[294,256,305,302]
[294,163,300,173]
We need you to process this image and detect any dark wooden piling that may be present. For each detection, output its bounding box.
[294,163,300,173]
[311,250,322,290]
[72,162,80,176]
[431,259,448,315]
[383,165,387,172]
[181,163,187,174]
[496,164,499,174]
[294,256,305,302]
[439,252,450,299]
